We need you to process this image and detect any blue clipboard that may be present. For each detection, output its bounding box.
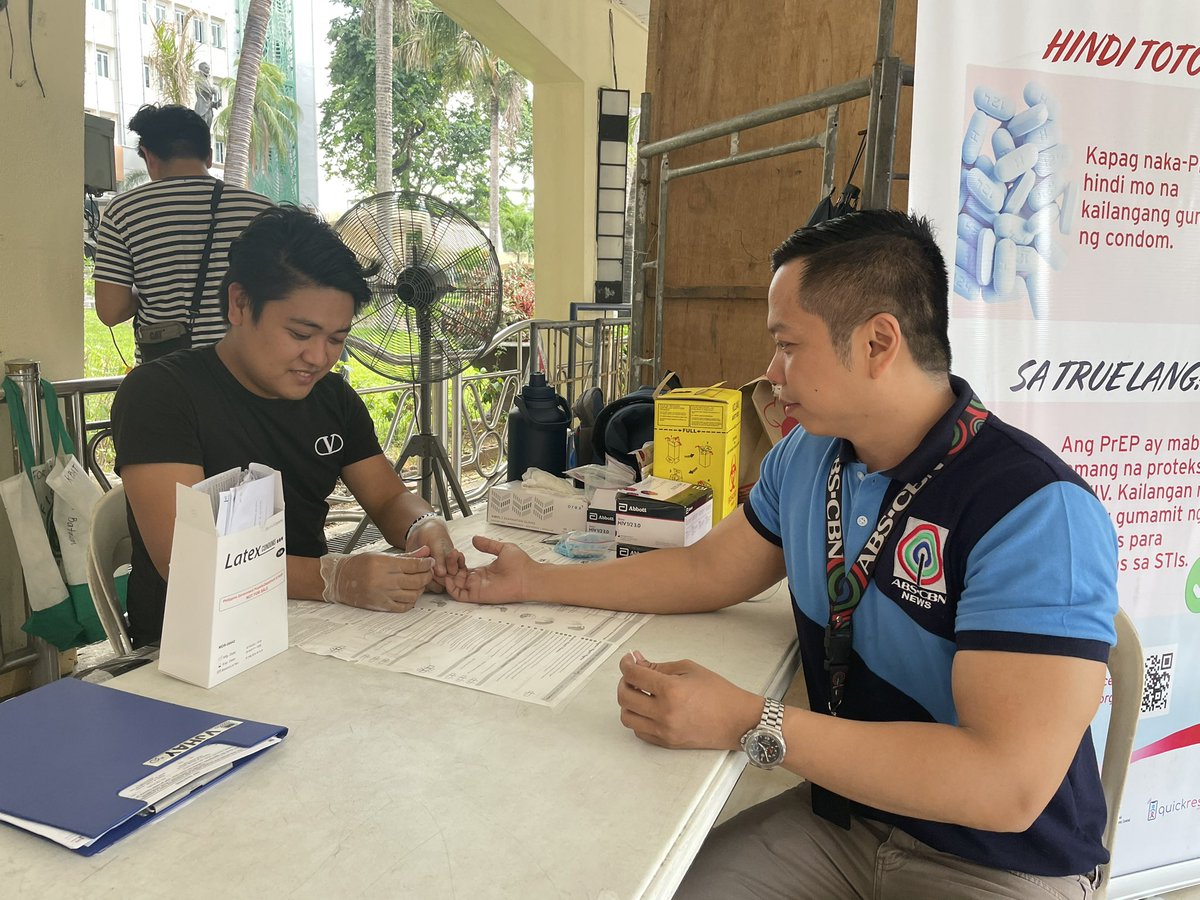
[0,678,287,855]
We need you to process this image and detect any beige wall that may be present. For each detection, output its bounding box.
[0,2,86,643]
[436,0,648,320]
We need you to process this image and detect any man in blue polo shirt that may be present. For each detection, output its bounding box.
[447,210,1117,897]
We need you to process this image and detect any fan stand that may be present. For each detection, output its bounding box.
[340,288,472,555]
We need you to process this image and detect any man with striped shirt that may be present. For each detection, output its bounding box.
[94,104,273,356]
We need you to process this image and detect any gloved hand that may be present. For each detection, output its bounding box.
[319,547,434,612]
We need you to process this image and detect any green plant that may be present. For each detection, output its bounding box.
[501,261,534,323]
[148,14,197,105]
[214,58,301,175]
[83,255,95,298]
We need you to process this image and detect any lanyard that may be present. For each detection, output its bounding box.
[823,395,989,716]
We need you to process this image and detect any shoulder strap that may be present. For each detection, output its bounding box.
[2,378,38,478]
[185,180,225,333]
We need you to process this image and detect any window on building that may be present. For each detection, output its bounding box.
[155,3,166,23]
[211,21,224,49]
[96,49,111,79]
[140,1,148,24]
[94,0,108,11]
[175,9,186,31]
[193,17,205,44]
[214,141,226,165]
[143,62,152,89]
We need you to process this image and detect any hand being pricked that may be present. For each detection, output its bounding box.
[617,651,764,752]
[442,535,534,605]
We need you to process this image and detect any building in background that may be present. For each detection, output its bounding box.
[84,0,315,203]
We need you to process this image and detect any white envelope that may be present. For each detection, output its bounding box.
[159,464,288,688]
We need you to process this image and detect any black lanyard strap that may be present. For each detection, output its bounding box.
[823,395,989,715]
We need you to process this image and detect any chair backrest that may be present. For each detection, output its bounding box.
[1096,607,1145,898]
[86,484,134,655]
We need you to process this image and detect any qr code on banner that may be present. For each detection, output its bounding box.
[1140,644,1177,717]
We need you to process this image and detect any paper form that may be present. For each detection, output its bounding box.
[289,599,647,707]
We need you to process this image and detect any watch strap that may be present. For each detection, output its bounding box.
[760,697,785,733]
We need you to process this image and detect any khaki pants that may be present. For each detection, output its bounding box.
[674,783,1097,900]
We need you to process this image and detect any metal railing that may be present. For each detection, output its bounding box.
[5,314,631,507]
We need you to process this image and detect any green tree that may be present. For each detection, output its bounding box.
[500,196,533,263]
[395,4,528,246]
[223,0,273,187]
[214,58,301,175]
[321,0,512,210]
[147,14,197,105]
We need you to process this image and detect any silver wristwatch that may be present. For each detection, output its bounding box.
[740,697,787,769]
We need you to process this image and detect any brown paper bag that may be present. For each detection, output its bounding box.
[738,377,801,501]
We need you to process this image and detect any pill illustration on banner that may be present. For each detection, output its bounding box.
[956,78,1070,317]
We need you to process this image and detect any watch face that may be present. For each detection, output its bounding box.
[747,732,785,767]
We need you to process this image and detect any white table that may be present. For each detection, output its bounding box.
[0,523,797,899]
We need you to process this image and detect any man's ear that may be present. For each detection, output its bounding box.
[863,312,902,377]
[226,283,252,326]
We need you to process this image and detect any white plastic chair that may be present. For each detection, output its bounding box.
[1095,607,1145,899]
[85,483,134,656]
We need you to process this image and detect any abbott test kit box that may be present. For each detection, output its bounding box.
[653,386,741,524]
[615,476,713,555]
[487,481,588,534]
[159,464,289,689]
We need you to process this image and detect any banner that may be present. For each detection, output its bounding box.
[910,1,1200,891]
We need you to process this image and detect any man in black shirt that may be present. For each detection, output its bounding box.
[112,206,464,647]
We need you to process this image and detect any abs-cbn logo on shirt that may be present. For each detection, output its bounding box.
[890,518,950,610]
[1147,795,1200,821]
[224,535,286,569]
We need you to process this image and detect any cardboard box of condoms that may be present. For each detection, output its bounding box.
[614,476,713,554]
[487,481,587,534]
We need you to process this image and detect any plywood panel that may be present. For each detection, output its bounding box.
[641,0,917,385]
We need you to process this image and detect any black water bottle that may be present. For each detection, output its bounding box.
[507,372,571,481]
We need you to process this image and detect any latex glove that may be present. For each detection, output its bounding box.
[319,548,434,612]
[405,518,466,591]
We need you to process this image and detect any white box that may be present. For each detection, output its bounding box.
[615,477,713,550]
[159,465,289,689]
[586,487,620,539]
[486,481,588,534]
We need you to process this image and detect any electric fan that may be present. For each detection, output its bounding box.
[334,191,504,528]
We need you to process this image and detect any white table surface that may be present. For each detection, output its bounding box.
[0,522,797,899]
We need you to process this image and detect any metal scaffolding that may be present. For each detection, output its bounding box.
[628,0,915,387]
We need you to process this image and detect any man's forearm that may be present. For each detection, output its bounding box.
[288,555,324,601]
[370,490,435,548]
[527,545,759,614]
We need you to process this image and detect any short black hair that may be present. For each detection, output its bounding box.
[128,104,211,162]
[770,209,952,373]
[220,205,381,321]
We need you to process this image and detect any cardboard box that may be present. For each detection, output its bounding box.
[615,542,656,558]
[738,377,795,502]
[615,477,713,550]
[653,386,741,524]
[585,487,619,539]
[487,481,588,534]
[160,465,288,689]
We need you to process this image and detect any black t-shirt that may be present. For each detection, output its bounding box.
[111,346,382,646]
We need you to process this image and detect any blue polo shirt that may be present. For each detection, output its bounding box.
[746,376,1118,877]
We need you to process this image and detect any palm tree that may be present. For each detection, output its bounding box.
[214,59,301,175]
[147,13,197,106]
[396,7,527,246]
[374,0,395,194]
[222,0,273,187]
